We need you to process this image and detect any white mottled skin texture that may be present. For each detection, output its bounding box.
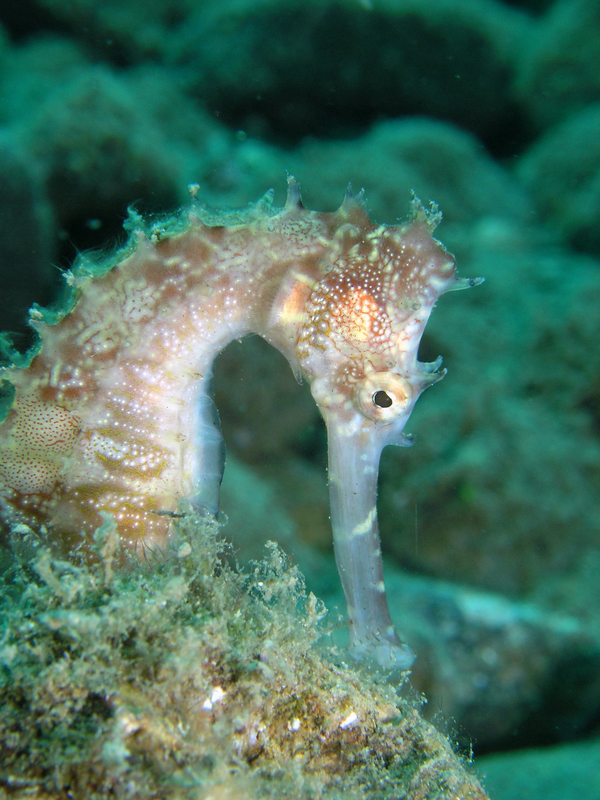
[0,179,480,668]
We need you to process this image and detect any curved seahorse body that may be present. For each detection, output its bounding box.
[0,180,480,668]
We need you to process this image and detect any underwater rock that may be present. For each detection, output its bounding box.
[516,103,600,256]
[503,0,553,10]
[0,512,489,800]
[384,571,600,752]
[215,336,319,467]
[478,737,600,800]
[31,0,529,149]
[0,22,10,76]
[0,35,87,125]
[515,0,600,130]
[177,0,528,148]
[290,117,533,227]
[19,66,180,239]
[27,0,199,61]
[0,32,289,268]
[0,132,54,341]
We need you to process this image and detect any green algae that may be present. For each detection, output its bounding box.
[0,510,487,800]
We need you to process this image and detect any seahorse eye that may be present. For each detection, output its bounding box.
[356,372,412,423]
[373,390,393,408]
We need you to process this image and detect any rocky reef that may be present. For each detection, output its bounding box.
[0,512,486,799]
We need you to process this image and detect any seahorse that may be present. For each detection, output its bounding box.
[0,178,480,668]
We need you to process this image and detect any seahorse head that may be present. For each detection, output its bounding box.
[296,195,468,451]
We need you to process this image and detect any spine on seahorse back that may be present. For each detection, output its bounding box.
[0,179,480,666]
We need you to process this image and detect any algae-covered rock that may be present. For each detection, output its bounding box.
[33,0,529,148]
[516,104,600,256]
[382,570,600,752]
[290,117,532,227]
[478,737,600,800]
[0,512,488,799]
[0,132,54,341]
[177,0,528,145]
[19,66,180,236]
[515,0,600,129]
[503,0,553,10]
[0,36,87,126]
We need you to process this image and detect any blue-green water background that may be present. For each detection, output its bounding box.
[1,0,600,796]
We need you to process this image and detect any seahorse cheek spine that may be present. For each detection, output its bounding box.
[0,180,480,668]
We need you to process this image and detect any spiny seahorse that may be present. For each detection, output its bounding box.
[0,178,481,668]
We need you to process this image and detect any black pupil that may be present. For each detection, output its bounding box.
[373,390,393,408]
